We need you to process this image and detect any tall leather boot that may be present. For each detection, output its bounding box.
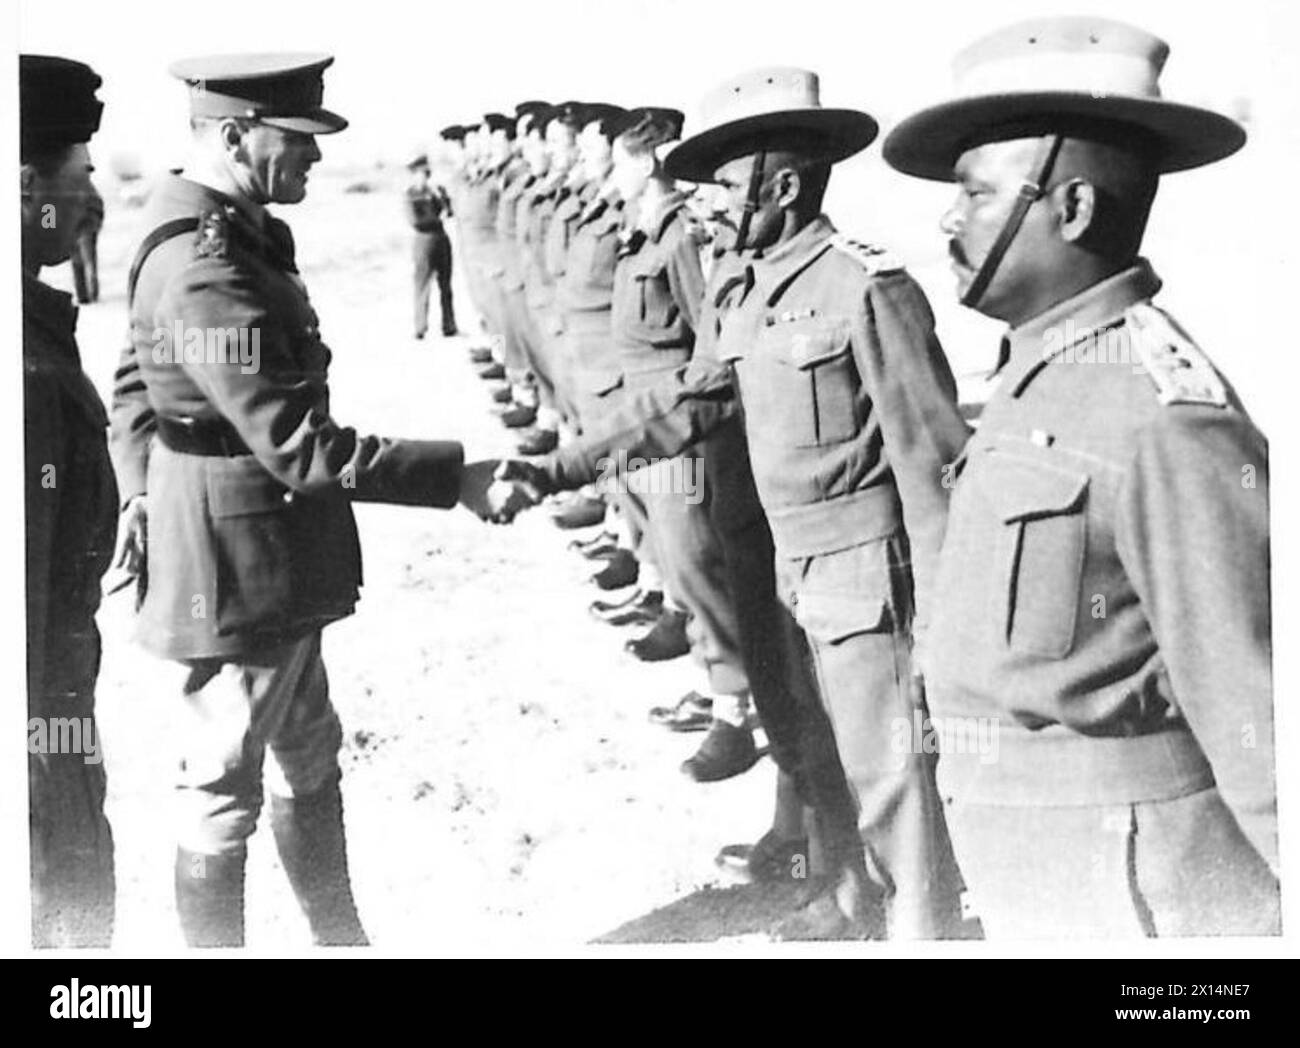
[269,780,369,946]
[175,846,246,947]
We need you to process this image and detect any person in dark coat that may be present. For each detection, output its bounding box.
[21,53,116,947]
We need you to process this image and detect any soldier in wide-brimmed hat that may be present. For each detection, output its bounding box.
[515,67,971,939]
[884,17,1278,938]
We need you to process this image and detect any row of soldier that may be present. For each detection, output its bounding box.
[23,13,1278,949]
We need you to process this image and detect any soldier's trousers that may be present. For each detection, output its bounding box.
[30,680,115,947]
[166,631,343,855]
[936,731,1281,937]
[412,231,455,337]
[774,536,965,939]
[624,449,748,696]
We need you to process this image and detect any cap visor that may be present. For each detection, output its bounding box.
[883,93,1245,181]
[261,108,349,134]
[664,109,878,183]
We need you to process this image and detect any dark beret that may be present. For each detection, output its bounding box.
[440,124,468,141]
[581,103,630,142]
[20,54,103,158]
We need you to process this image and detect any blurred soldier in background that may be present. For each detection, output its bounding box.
[21,53,116,947]
[405,151,457,339]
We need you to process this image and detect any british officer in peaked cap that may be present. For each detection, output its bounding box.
[21,53,117,948]
[884,17,1278,937]
[108,53,535,948]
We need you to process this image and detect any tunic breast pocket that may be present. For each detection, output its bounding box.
[984,457,1090,659]
[205,462,294,635]
[634,263,679,333]
[759,319,859,448]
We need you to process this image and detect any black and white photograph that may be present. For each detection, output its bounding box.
[5,0,1297,979]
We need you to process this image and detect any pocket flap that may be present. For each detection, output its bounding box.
[772,319,849,369]
[585,370,624,396]
[207,464,290,518]
[794,589,890,644]
[986,458,1089,522]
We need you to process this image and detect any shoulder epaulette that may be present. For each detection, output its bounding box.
[194,207,233,260]
[828,233,904,277]
[1126,302,1227,408]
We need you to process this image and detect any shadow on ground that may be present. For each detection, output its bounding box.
[593,882,806,944]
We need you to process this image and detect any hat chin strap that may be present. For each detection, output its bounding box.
[732,150,767,254]
[960,134,1064,310]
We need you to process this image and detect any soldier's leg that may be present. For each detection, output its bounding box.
[29,685,115,947]
[170,633,324,946]
[412,235,435,339]
[789,540,964,939]
[433,234,457,335]
[263,633,364,946]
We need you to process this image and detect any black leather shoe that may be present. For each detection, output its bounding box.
[591,548,639,590]
[681,721,761,781]
[625,607,690,661]
[488,382,513,403]
[648,691,713,732]
[442,323,459,337]
[476,361,506,380]
[500,403,538,428]
[468,346,494,363]
[516,428,559,455]
[551,494,607,530]
[589,588,662,625]
[715,831,810,884]
[570,530,618,554]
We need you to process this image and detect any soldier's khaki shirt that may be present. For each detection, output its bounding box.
[924,260,1276,870]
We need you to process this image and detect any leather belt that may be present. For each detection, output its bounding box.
[156,415,252,458]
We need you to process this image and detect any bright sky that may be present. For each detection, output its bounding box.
[16,0,1296,171]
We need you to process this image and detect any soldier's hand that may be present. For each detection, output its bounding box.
[112,494,148,577]
[459,459,544,524]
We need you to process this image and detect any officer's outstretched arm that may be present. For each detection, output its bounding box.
[1117,407,1276,872]
[537,357,738,492]
[157,257,465,507]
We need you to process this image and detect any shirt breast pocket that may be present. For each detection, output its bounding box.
[985,457,1090,659]
[633,262,679,332]
[764,319,859,448]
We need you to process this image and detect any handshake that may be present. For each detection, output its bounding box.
[458,458,557,524]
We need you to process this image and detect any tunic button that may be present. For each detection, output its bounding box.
[282,491,294,505]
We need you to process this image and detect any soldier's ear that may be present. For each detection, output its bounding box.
[1055,178,1098,244]
[217,118,249,156]
[773,166,802,210]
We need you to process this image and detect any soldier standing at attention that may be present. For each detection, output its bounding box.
[512,69,971,938]
[21,53,117,948]
[108,54,535,948]
[404,151,457,340]
[884,17,1279,937]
